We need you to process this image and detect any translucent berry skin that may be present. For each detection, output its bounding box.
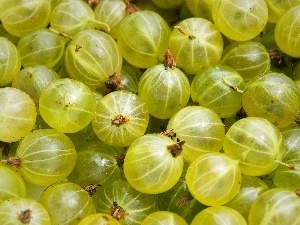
[220,41,270,83]
[92,91,149,147]
[50,0,97,37]
[39,182,96,225]
[242,72,300,128]
[275,6,300,58]
[12,65,60,109]
[151,0,184,9]
[0,164,26,203]
[78,213,121,225]
[248,188,300,225]
[138,64,190,119]
[39,78,96,133]
[186,0,214,21]
[17,29,66,69]
[67,140,125,186]
[124,134,184,194]
[281,124,300,161]
[167,106,225,162]
[117,10,171,69]
[0,37,21,86]
[0,197,51,225]
[16,129,77,186]
[169,17,223,75]
[190,206,247,225]
[0,0,51,37]
[156,162,206,224]
[265,0,300,23]
[186,153,241,206]
[94,0,126,39]
[0,87,37,143]
[95,179,157,225]
[65,29,122,89]
[191,65,246,118]
[272,159,300,191]
[212,0,268,41]
[224,175,269,221]
[141,211,188,225]
[223,117,285,176]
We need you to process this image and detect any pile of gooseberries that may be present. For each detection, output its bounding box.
[1,0,300,224]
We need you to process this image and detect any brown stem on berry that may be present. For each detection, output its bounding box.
[174,26,195,40]
[0,157,21,170]
[105,73,123,93]
[167,141,185,157]
[275,160,299,170]
[222,78,244,93]
[82,184,102,196]
[75,45,82,52]
[18,209,32,224]
[115,154,126,167]
[111,114,130,127]
[160,129,176,139]
[124,0,139,16]
[295,188,300,196]
[164,48,176,69]
[48,27,73,41]
[176,192,194,207]
[110,201,127,220]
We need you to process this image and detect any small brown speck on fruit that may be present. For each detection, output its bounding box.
[18,209,32,224]
[75,45,82,52]
[111,114,129,127]
[115,154,126,167]
[0,156,21,170]
[82,184,102,196]
[176,192,194,207]
[124,0,139,16]
[110,201,127,220]
[164,48,176,69]
[160,129,176,139]
[167,141,185,157]
[105,73,123,93]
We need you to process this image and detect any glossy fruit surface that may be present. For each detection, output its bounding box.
[186,152,241,206]
[39,78,96,133]
[124,134,184,194]
[39,182,96,225]
[248,188,300,225]
[118,10,171,68]
[138,64,190,119]
[212,0,268,41]
[275,6,300,57]
[0,197,51,225]
[169,17,223,74]
[167,106,225,162]
[223,117,285,176]
[93,91,149,147]
[16,129,77,186]
[0,87,37,142]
